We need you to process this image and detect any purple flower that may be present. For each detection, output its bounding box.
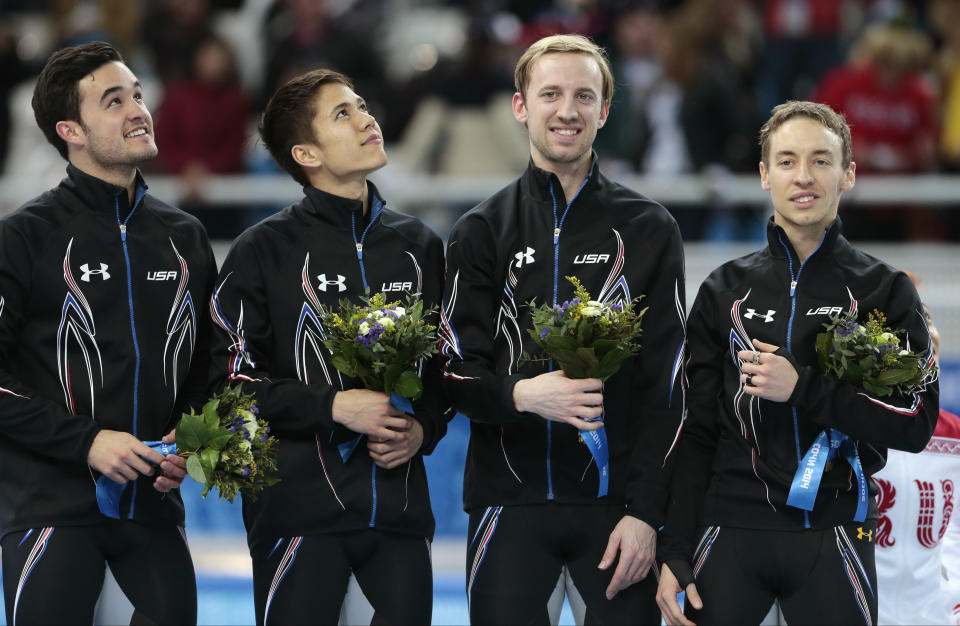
[571,298,581,304]
[252,405,260,415]
[265,426,271,434]
[242,468,250,477]
[243,429,251,441]
[609,303,622,312]
[229,425,236,432]
[230,411,236,418]
[258,435,267,442]
[539,328,550,339]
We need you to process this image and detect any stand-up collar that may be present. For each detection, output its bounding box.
[62,163,148,214]
[521,151,601,203]
[301,180,385,230]
[766,216,844,261]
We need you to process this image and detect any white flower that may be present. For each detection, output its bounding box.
[581,306,601,317]
[586,300,602,307]
[359,321,371,335]
[239,409,258,439]
[899,349,909,356]
[238,439,251,453]
[880,332,897,343]
[394,306,406,317]
[380,317,395,329]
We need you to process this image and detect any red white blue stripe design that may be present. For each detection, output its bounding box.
[57,239,103,417]
[467,506,502,608]
[162,238,197,398]
[835,525,874,625]
[264,535,303,625]
[13,527,54,625]
[210,272,259,381]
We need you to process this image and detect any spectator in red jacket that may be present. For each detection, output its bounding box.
[155,34,250,197]
[815,23,938,174]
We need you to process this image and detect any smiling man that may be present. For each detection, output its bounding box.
[207,69,446,625]
[0,41,216,624]
[655,101,940,625]
[440,34,686,624]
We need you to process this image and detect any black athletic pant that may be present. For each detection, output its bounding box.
[686,522,878,625]
[466,503,660,625]
[250,529,432,626]
[1,521,196,625]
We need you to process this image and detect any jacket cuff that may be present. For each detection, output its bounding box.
[787,365,818,408]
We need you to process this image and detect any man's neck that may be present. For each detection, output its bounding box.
[777,221,826,263]
[533,154,591,204]
[70,156,138,204]
[310,174,369,214]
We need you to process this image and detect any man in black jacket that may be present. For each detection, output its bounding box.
[655,101,940,625]
[208,69,446,625]
[441,34,687,624]
[0,42,216,624]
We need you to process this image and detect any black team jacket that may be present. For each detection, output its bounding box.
[659,217,939,576]
[0,164,216,536]
[208,181,446,546]
[440,155,687,528]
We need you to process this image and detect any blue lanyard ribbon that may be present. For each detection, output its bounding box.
[580,417,609,497]
[787,429,868,522]
[338,392,414,462]
[95,440,178,519]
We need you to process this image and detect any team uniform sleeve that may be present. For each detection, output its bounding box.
[788,272,939,452]
[208,236,340,436]
[0,221,101,464]
[439,214,531,424]
[622,222,687,528]
[658,281,723,568]
[410,233,449,454]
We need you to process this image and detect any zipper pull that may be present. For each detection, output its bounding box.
[119,223,127,242]
[553,227,561,244]
[356,243,363,260]
[790,280,797,297]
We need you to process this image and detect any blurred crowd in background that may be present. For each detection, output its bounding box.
[1,0,959,241]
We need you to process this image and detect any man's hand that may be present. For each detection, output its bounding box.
[332,389,409,440]
[597,515,656,599]
[513,370,604,430]
[87,430,162,484]
[367,416,423,469]
[737,339,798,402]
[656,562,701,626]
[154,429,187,492]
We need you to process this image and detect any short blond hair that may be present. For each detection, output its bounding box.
[514,34,614,103]
[759,100,853,169]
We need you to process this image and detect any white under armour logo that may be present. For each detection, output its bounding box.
[80,263,110,282]
[317,274,347,292]
[514,247,535,268]
[744,308,775,323]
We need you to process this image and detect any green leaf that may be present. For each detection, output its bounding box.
[575,347,599,371]
[863,379,892,397]
[393,370,423,399]
[592,339,620,359]
[384,363,403,394]
[200,447,221,471]
[544,333,578,352]
[208,427,234,451]
[186,454,208,484]
[330,355,359,378]
[176,414,208,450]
[202,399,220,429]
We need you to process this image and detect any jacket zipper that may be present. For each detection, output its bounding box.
[545,177,589,501]
[352,196,384,527]
[116,187,147,519]
[777,229,827,529]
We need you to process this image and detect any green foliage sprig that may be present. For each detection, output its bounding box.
[176,384,279,502]
[524,276,647,380]
[814,309,938,397]
[319,292,438,399]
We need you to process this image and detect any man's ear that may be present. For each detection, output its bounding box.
[55,120,84,149]
[759,161,771,191]
[597,99,610,128]
[291,143,320,169]
[840,161,856,192]
[512,92,528,124]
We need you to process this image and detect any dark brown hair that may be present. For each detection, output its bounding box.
[32,41,124,160]
[259,69,353,186]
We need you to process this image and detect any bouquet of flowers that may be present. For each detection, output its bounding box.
[319,292,438,401]
[525,276,647,381]
[176,384,279,502]
[814,309,938,397]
